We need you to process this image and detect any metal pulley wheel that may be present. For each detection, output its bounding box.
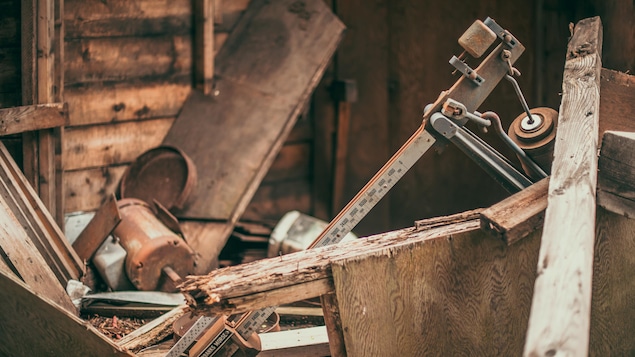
[508,107,558,179]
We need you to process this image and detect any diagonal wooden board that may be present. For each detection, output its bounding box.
[163,0,344,223]
[0,268,133,357]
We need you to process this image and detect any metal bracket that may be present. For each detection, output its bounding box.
[449,56,484,86]
[484,17,517,48]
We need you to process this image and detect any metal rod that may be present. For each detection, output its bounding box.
[505,73,534,124]
[480,111,548,178]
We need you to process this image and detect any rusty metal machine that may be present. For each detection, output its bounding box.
[168,17,558,357]
[92,198,195,292]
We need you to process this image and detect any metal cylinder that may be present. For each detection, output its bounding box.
[508,107,558,180]
[113,198,195,292]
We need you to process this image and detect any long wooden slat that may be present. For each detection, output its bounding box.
[480,178,549,245]
[0,103,67,135]
[523,16,603,357]
[65,36,191,85]
[0,194,75,313]
[179,218,479,315]
[65,81,190,126]
[163,0,344,222]
[0,142,84,281]
[0,268,133,356]
[63,118,174,171]
[72,193,121,262]
[174,208,635,355]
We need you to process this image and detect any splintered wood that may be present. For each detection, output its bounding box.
[180,217,480,315]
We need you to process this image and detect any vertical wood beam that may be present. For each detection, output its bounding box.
[523,16,603,357]
[20,0,64,228]
[321,293,347,357]
[194,0,215,95]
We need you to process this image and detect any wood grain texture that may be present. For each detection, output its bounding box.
[179,218,480,315]
[597,131,635,217]
[63,118,174,170]
[480,178,549,245]
[65,80,190,126]
[599,69,635,140]
[64,164,127,213]
[0,268,132,357]
[589,207,635,356]
[0,142,84,281]
[72,193,120,262]
[65,36,191,85]
[0,102,67,135]
[242,179,312,222]
[0,193,76,313]
[64,0,191,38]
[332,228,540,357]
[524,16,603,357]
[117,305,188,352]
[321,292,347,357]
[163,0,344,221]
[179,220,231,275]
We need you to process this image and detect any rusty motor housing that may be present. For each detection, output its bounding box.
[113,198,195,292]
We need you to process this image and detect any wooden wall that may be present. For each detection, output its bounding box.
[0,0,632,235]
[0,0,21,108]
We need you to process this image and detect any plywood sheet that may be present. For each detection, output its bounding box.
[163,0,344,221]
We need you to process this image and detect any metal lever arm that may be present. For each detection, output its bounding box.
[429,112,533,192]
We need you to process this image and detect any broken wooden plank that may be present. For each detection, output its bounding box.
[0,268,132,356]
[480,178,549,245]
[72,193,121,262]
[0,102,68,135]
[524,16,603,357]
[117,305,188,352]
[179,218,480,315]
[162,0,345,222]
[170,208,635,355]
[597,131,635,217]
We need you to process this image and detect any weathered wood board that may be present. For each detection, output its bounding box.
[0,142,84,284]
[162,0,344,222]
[333,228,540,356]
[63,118,174,171]
[0,268,133,357]
[524,16,603,357]
[0,103,68,135]
[597,131,635,217]
[599,69,635,140]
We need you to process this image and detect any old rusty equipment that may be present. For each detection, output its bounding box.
[168,17,557,357]
[93,198,195,292]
